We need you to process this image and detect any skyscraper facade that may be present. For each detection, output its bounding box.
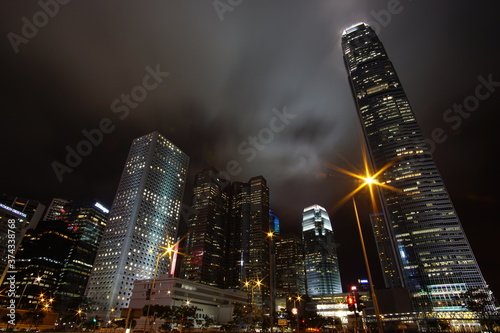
[269,210,280,235]
[239,176,270,307]
[182,168,228,287]
[341,23,494,313]
[55,200,108,313]
[302,205,342,296]
[0,194,45,227]
[0,195,45,285]
[225,180,250,290]
[369,212,401,289]
[181,170,271,308]
[43,198,70,221]
[275,234,306,298]
[85,132,189,317]
[2,199,108,311]
[13,220,74,309]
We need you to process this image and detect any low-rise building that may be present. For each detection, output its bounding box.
[129,275,247,329]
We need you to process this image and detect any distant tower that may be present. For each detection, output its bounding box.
[275,234,306,297]
[13,220,74,309]
[225,176,270,307]
[180,171,272,308]
[85,132,189,318]
[0,195,45,285]
[269,210,280,235]
[55,200,108,313]
[1,199,107,311]
[341,22,494,312]
[302,205,342,295]
[244,176,270,307]
[43,198,70,221]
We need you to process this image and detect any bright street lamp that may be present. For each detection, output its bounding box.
[243,278,265,306]
[17,276,42,309]
[324,150,397,333]
[143,242,179,332]
[288,295,303,333]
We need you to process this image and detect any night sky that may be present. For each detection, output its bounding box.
[2,1,499,296]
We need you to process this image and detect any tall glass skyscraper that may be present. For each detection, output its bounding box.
[182,168,228,287]
[302,205,342,296]
[0,195,45,285]
[85,132,189,318]
[181,170,272,308]
[43,198,70,221]
[341,23,494,313]
[4,200,108,312]
[56,200,108,314]
[228,176,270,307]
[275,234,306,298]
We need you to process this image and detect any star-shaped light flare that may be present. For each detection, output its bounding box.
[324,147,400,213]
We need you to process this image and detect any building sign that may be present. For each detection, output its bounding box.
[278,319,288,326]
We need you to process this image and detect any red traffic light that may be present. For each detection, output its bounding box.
[347,296,356,311]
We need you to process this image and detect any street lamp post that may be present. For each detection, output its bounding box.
[144,244,175,333]
[267,231,276,333]
[353,197,384,333]
[243,279,263,306]
[289,295,302,333]
[291,307,299,333]
[17,276,41,309]
[76,309,83,326]
[35,293,44,310]
[243,278,264,331]
[326,153,395,333]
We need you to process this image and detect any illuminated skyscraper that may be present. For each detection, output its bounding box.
[0,194,45,285]
[269,210,280,235]
[6,200,108,312]
[226,176,270,307]
[369,212,401,289]
[85,132,189,318]
[302,205,342,296]
[275,234,306,297]
[181,170,271,308]
[55,200,108,313]
[182,168,228,287]
[43,198,70,221]
[341,23,494,312]
[241,176,270,306]
[13,220,74,309]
